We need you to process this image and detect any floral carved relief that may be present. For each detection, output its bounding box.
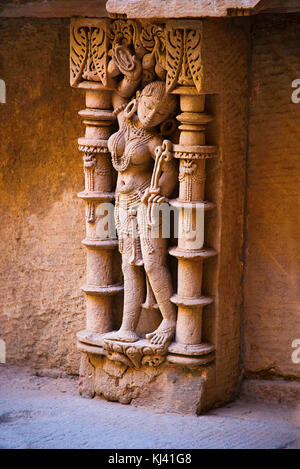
[70,19,203,92]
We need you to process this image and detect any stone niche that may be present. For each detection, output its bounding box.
[71,14,249,414]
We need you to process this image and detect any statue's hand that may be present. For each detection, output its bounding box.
[142,187,167,206]
[113,45,142,82]
[149,193,167,206]
[160,140,173,162]
[141,187,155,205]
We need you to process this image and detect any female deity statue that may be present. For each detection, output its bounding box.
[106,46,178,347]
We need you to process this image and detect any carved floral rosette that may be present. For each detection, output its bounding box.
[104,339,167,369]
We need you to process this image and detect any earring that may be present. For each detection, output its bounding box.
[124,99,138,119]
[160,118,177,137]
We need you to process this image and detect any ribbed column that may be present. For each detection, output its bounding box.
[169,88,217,359]
[78,84,123,334]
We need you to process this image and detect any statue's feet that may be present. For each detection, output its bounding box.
[146,320,176,346]
[104,329,140,343]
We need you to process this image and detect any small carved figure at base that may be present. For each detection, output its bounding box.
[104,329,140,343]
[146,319,176,345]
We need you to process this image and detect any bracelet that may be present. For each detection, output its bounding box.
[113,103,127,116]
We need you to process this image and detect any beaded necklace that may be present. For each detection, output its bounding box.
[111,116,154,172]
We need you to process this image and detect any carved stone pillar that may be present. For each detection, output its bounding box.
[70,20,122,341]
[168,89,217,365]
[78,86,122,334]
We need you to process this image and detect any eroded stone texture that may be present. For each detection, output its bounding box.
[0,19,85,374]
[241,378,300,405]
[106,0,261,18]
[87,354,209,414]
[244,14,300,379]
[1,0,300,19]
[0,0,107,18]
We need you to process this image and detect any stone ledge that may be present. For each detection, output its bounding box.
[0,0,107,18]
[77,330,215,369]
[106,0,261,19]
[1,0,300,19]
[241,378,300,405]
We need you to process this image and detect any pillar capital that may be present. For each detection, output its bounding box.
[70,17,222,95]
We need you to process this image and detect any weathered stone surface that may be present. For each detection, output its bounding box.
[1,0,300,18]
[88,354,209,413]
[78,353,95,398]
[241,378,300,405]
[0,19,85,374]
[244,14,300,379]
[0,0,107,18]
[106,0,261,18]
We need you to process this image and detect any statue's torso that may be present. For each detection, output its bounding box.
[108,115,155,194]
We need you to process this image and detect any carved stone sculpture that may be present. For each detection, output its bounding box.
[70,17,226,413]
[104,46,178,348]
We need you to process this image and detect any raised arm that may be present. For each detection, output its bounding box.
[108,46,142,125]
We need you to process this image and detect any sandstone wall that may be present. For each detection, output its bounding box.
[0,19,85,374]
[244,14,300,380]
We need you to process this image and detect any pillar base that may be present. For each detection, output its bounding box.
[77,330,216,414]
[78,349,216,414]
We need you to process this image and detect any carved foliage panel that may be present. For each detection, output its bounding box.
[70,19,203,92]
[165,25,202,92]
[70,20,110,86]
